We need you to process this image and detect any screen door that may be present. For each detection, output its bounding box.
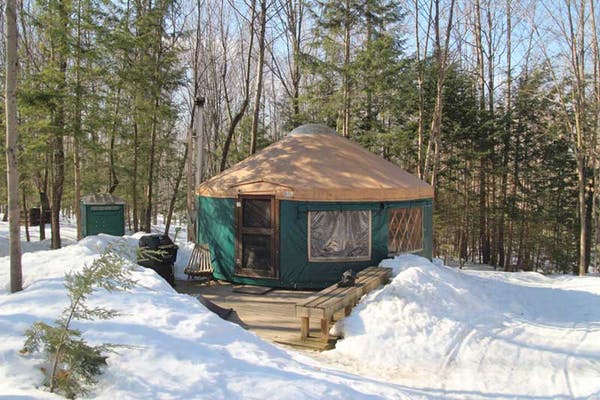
[235,195,278,278]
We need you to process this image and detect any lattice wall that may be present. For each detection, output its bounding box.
[388,207,423,254]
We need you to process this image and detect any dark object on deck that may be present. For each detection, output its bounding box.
[138,234,179,287]
[184,243,214,280]
[80,193,126,237]
[28,207,51,227]
[296,266,392,344]
[337,269,355,287]
[232,285,273,295]
[197,295,233,320]
[196,295,248,329]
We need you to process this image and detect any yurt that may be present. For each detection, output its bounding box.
[196,124,434,289]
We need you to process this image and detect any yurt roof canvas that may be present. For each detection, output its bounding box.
[197,124,433,202]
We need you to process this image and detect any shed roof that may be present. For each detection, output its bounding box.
[197,124,433,202]
[81,193,126,205]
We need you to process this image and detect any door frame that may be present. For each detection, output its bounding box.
[234,194,279,279]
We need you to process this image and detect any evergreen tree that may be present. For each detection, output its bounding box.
[21,246,135,398]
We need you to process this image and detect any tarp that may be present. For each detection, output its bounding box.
[197,124,433,202]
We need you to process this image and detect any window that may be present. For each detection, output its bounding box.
[388,207,423,255]
[308,210,371,262]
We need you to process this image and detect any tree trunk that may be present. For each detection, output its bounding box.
[219,0,256,172]
[22,191,30,242]
[165,143,188,236]
[220,102,248,172]
[585,174,593,270]
[186,0,202,242]
[186,126,196,241]
[50,129,65,250]
[414,0,432,179]
[108,87,122,194]
[39,187,49,240]
[132,122,139,232]
[73,0,83,240]
[250,0,267,154]
[5,0,23,292]
[290,0,302,122]
[342,0,351,138]
[144,96,160,233]
[500,0,512,271]
[578,155,588,275]
[50,0,69,250]
[474,0,489,264]
[591,0,600,271]
[486,1,495,266]
[422,0,455,186]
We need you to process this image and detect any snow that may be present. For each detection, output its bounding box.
[322,254,600,398]
[0,222,412,399]
[1,219,600,399]
[0,219,78,257]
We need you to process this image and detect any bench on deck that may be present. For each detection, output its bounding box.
[184,243,214,280]
[295,266,392,342]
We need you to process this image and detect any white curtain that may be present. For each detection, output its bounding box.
[309,210,370,260]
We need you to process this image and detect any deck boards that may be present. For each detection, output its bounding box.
[175,266,392,350]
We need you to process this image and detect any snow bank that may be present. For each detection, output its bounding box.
[0,232,415,400]
[4,221,600,399]
[326,254,600,398]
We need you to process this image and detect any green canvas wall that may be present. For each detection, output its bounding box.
[196,196,236,281]
[197,196,433,289]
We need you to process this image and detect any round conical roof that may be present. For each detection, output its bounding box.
[197,124,433,201]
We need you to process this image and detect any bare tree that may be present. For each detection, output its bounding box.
[268,0,306,128]
[422,0,456,188]
[591,0,600,270]
[414,0,433,180]
[250,0,268,154]
[341,0,351,138]
[185,0,204,241]
[536,0,594,275]
[219,0,257,172]
[498,0,514,270]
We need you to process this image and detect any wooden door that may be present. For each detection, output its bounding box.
[235,195,279,278]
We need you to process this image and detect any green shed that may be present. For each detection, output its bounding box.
[196,124,434,289]
[80,193,126,238]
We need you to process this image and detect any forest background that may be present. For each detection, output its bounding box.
[1,0,599,275]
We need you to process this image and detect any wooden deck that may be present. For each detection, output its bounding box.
[175,279,362,350]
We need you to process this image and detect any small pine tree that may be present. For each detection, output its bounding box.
[21,246,135,399]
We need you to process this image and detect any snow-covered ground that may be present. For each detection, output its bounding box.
[1,220,600,399]
[0,219,78,257]
[322,255,600,398]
